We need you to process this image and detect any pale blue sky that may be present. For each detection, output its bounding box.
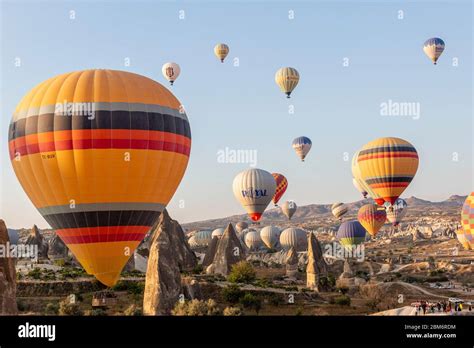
[1,0,472,228]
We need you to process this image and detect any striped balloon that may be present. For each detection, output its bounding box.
[352,178,368,199]
[271,173,288,205]
[245,230,262,250]
[456,229,472,251]
[292,136,312,161]
[260,226,281,249]
[423,37,445,65]
[357,137,419,206]
[8,69,191,287]
[214,43,229,62]
[331,202,348,220]
[337,221,366,249]
[275,67,299,98]
[357,204,386,237]
[280,228,307,251]
[351,150,380,201]
[460,193,474,250]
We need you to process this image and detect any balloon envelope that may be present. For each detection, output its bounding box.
[281,201,297,220]
[260,226,281,249]
[214,43,229,62]
[271,173,288,205]
[245,230,262,250]
[275,67,299,98]
[386,198,408,226]
[211,228,225,238]
[337,221,366,249]
[8,69,191,287]
[232,168,276,222]
[423,37,445,64]
[235,222,249,233]
[280,228,307,251]
[331,202,348,220]
[357,204,386,237]
[292,136,312,161]
[161,62,181,85]
[356,137,419,206]
[460,193,474,250]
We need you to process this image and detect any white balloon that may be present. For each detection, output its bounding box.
[162,62,181,85]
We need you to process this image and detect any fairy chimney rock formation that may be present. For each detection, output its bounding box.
[210,223,245,276]
[143,210,187,315]
[306,233,328,291]
[202,236,219,268]
[48,233,69,259]
[339,260,354,279]
[285,247,299,279]
[25,225,48,259]
[0,220,18,314]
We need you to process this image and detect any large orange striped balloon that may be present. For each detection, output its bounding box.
[357,204,386,237]
[8,69,191,287]
[271,173,288,206]
[357,137,419,206]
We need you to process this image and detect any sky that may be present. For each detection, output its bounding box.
[0,0,472,228]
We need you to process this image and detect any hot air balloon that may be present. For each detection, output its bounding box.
[195,230,213,247]
[188,235,199,249]
[423,38,445,65]
[352,178,368,199]
[455,229,472,250]
[280,228,307,251]
[211,228,225,239]
[8,69,191,287]
[386,198,408,226]
[357,204,386,237]
[162,62,181,85]
[275,67,299,98]
[271,173,288,206]
[281,201,297,220]
[232,168,276,222]
[260,226,281,249]
[336,221,366,250]
[331,202,348,220]
[214,43,229,62]
[461,193,474,249]
[292,136,312,161]
[245,230,262,250]
[356,137,419,206]
[235,221,249,234]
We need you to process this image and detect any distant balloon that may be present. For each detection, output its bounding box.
[386,198,408,226]
[260,226,281,249]
[331,202,348,220]
[194,230,213,247]
[357,204,386,237]
[281,201,297,220]
[188,235,199,248]
[275,67,299,98]
[245,230,262,250]
[280,228,307,251]
[211,228,225,239]
[337,221,366,249]
[214,43,229,62]
[292,136,312,161]
[352,178,368,199]
[356,137,419,206]
[232,168,276,222]
[460,193,474,250]
[162,62,181,85]
[271,173,288,206]
[423,37,445,65]
[235,222,249,234]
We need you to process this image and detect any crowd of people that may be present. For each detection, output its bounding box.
[413,300,472,315]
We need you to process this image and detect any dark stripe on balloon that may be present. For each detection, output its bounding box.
[358,146,417,156]
[59,233,146,244]
[8,110,191,141]
[42,210,161,230]
[365,177,413,184]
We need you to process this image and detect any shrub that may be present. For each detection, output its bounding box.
[191,264,204,274]
[239,293,262,314]
[124,304,143,316]
[112,281,145,295]
[53,259,66,267]
[253,278,270,288]
[334,295,351,306]
[172,299,221,316]
[222,284,244,304]
[45,302,59,315]
[223,306,242,316]
[58,298,83,316]
[228,261,256,284]
[87,308,107,316]
[28,268,42,280]
[336,286,349,295]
